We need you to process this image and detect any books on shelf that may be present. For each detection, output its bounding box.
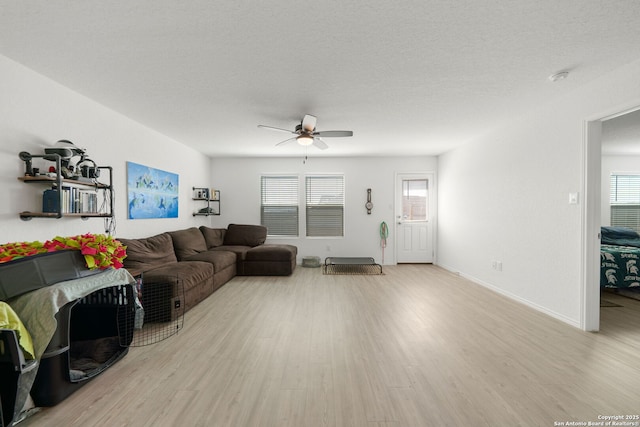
[43,187,100,214]
[193,187,219,200]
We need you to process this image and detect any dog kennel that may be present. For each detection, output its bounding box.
[30,284,135,406]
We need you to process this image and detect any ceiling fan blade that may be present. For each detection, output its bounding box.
[301,114,317,133]
[258,124,295,134]
[313,130,353,137]
[313,138,329,150]
[275,137,297,147]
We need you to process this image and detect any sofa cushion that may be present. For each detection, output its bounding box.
[199,226,226,249]
[183,250,237,273]
[223,224,267,247]
[212,245,251,261]
[118,233,177,271]
[142,261,213,293]
[245,244,297,261]
[169,227,207,260]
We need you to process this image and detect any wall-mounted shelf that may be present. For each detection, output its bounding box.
[18,153,113,220]
[192,187,220,216]
[18,211,114,219]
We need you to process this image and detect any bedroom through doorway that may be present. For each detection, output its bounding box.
[584,105,640,332]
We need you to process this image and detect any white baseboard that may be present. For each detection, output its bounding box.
[436,263,581,329]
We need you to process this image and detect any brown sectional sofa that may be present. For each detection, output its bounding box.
[118,224,297,318]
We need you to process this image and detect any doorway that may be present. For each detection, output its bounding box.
[583,105,640,331]
[395,172,435,263]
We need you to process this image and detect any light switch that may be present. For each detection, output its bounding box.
[569,192,579,205]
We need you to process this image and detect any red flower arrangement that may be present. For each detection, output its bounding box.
[0,233,126,270]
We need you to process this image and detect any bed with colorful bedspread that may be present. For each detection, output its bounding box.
[600,226,640,289]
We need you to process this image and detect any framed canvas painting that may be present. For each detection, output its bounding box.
[127,162,179,219]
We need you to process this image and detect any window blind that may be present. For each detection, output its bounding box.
[261,175,299,237]
[610,174,640,232]
[305,175,344,237]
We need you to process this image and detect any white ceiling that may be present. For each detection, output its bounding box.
[2,1,640,158]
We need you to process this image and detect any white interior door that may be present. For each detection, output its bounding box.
[396,173,434,263]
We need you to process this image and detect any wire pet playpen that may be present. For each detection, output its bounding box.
[130,274,185,347]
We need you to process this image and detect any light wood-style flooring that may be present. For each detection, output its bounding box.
[19,265,640,426]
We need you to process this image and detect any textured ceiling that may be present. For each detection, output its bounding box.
[2,1,640,157]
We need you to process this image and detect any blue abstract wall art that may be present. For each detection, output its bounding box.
[127,162,179,219]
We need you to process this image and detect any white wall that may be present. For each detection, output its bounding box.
[8,43,640,330]
[601,155,640,225]
[0,54,212,243]
[209,156,437,264]
[0,51,437,265]
[438,58,640,328]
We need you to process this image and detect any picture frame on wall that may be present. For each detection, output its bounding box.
[127,162,179,219]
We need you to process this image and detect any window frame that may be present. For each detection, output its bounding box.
[305,174,345,238]
[260,174,300,238]
[610,172,640,232]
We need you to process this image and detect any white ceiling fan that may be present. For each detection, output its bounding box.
[258,114,353,150]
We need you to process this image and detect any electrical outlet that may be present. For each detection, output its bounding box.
[496,261,502,271]
[492,261,497,270]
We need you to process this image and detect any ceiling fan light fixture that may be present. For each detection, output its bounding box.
[259,114,352,150]
[297,135,314,146]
